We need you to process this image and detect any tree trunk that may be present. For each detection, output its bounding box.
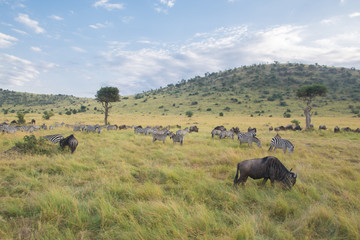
[104,102,108,125]
[304,103,312,129]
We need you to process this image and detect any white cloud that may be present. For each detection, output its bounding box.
[49,15,64,21]
[97,24,360,95]
[160,0,175,8]
[89,22,111,29]
[121,16,133,24]
[0,54,39,86]
[349,12,360,18]
[15,13,45,34]
[93,0,123,11]
[12,28,28,35]
[155,0,175,14]
[0,32,18,48]
[30,46,42,52]
[72,46,87,53]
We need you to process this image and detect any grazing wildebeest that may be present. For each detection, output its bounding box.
[60,134,78,154]
[233,156,297,188]
[189,126,199,132]
[31,119,36,124]
[269,126,273,131]
[214,126,226,131]
[118,125,127,130]
[334,126,340,133]
[294,125,302,131]
[319,125,327,130]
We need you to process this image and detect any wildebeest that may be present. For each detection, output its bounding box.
[319,125,327,130]
[59,134,78,154]
[233,156,297,188]
[269,126,273,131]
[189,126,199,132]
[31,119,36,124]
[214,126,226,131]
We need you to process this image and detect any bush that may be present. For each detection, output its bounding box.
[191,101,198,105]
[16,112,26,124]
[185,111,193,117]
[291,119,300,126]
[15,135,60,155]
[42,111,54,120]
[206,108,212,111]
[65,111,72,115]
[219,112,224,117]
[283,112,291,118]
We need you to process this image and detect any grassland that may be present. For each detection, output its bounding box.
[1,113,359,239]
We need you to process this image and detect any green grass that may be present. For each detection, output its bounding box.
[0,114,359,239]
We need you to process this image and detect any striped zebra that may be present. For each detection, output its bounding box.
[237,131,256,140]
[269,134,294,153]
[238,134,261,148]
[43,134,64,143]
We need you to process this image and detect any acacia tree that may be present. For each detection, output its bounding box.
[95,87,120,125]
[296,84,327,129]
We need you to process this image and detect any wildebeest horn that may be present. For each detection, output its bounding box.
[289,168,293,172]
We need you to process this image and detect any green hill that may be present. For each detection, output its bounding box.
[117,63,360,117]
[2,63,360,118]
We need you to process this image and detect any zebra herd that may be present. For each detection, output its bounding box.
[211,126,294,153]
[133,126,194,146]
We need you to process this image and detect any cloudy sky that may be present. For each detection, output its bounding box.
[1,0,360,97]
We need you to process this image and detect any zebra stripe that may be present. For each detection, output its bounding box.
[269,134,294,153]
[43,134,64,143]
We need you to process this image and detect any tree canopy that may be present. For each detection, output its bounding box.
[296,84,328,101]
[95,87,120,125]
[95,87,120,103]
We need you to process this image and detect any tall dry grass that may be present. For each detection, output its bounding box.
[0,114,359,239]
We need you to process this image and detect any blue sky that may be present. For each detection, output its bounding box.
[1,0,360,97]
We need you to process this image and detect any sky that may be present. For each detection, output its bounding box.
[1,0,360,97]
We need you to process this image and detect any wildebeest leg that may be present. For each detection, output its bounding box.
[270,178,275,187]
[240,176,248,186]
[262,178,268,186]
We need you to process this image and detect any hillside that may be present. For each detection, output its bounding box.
[1,63,360,118]
[116,63,360,117]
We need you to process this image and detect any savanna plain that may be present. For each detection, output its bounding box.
[0,113,359,240]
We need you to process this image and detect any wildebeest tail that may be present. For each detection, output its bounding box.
[234,163,241,185]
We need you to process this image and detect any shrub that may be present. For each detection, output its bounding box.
[42,111,55,120]
[15,135,59,155]
[206,108,212,111]
[185,111,193,117]
[16,112,26,124]
[283,112,291,118]
[65,111,72,115]
[291,119,300,126]
[191,101,198,105]
[219,112,224,117]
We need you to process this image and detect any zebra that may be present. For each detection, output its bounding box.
[176,128,189,136]
[43,134,64,143]
[211,129,222,138]
[238,134,261,148]
[237,131,256,140]
[219,130,235,139]
[60,134,78,153]
[152,132,169,143]
[269,134,294,153]
[170,133,184,145]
